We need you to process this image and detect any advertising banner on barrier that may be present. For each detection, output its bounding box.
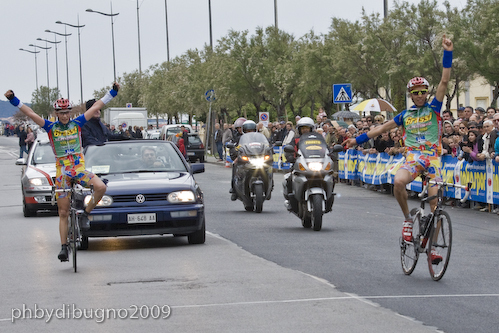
[337,149,499,204]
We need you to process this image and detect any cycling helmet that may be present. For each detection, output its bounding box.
[53,98,72,111]
[242,120,257,133]
[296,116,315,135]
[233,117,247,129]
[407,77,429,90]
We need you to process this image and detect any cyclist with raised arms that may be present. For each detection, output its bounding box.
[5,83,119,262]
[344,36,453,264]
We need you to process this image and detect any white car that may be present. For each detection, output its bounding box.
[16,133,57,217]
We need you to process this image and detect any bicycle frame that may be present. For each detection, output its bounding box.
[51,180,93,273]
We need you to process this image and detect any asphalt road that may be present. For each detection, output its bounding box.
[0,135,498,332]
[195,154,499,333]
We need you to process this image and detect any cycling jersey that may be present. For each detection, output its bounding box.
[393,97,443,154]
[43,114,87,164]
[42,115,95,198]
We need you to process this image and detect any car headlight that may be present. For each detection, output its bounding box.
[84,195,113,207]
[168,190,195,203]
[29,177,49,186]
[308,162,323,171]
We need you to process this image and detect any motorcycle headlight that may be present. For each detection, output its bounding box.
[308,162,323,171]
[84,195,113,207]
[240,155,249,162]
[168,190,195,203]
[249,157,265,168]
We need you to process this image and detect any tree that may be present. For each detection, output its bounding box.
[459,0,499,106]
[30,86,60,118]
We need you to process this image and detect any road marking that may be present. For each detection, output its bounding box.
[1,294,498,323]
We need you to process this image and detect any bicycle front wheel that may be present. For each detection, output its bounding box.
[400,208,420,275]
[427,210,452,281]
[70,211,78,273]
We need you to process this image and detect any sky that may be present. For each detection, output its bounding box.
[1,0,466,105]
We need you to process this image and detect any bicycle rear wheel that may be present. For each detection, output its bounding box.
[400,208,420,275]
[427,210,452,281]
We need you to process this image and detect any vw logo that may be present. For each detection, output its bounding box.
[135,194,146,204]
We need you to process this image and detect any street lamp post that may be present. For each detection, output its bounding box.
[164,0,170,62]
[86,4,119,82]
[37,38,62,95]
[19,48,40,91]
[45,29,72,99]
[136,0,142,75]
[29,43,51,90]
[56,18,85,104]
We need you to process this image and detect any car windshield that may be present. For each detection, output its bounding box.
[238,132,269,146]
[297,132,327,159]
[32,143,56,165]
[85,141,188,174]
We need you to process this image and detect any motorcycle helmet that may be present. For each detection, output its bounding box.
[242,120,257,133]
[296,116,315,135]
[233,117,247,129]
[407,77,429,90]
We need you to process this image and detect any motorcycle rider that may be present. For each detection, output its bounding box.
[283,117,315,207]
[229,120,256,200]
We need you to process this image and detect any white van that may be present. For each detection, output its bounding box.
[159,124,193,140]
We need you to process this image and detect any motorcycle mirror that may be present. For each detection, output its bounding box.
[226,142,235,149]
[274,141,282,146]
[283,145,295,153]
[331,144,344,153]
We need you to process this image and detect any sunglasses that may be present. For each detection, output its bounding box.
[469,126,477,129]
[459,126,467,129]
[410,89,428,96]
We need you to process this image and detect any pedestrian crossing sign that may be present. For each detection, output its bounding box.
[333,84,352,104]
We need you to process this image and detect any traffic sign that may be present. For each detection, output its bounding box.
[259,112,269,127]
[205,89,215,102]
[126,103,132,108]
[333,84,352,104]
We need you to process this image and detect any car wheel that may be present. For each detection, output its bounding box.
[188,218,206,244]
[23,197,37,217]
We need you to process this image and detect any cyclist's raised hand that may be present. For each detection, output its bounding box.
[442,34,453,52]
[4,90,14,100]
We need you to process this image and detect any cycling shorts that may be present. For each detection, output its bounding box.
[55,155,95,199]
[400,150,442,182]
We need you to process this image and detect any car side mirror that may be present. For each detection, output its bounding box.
[191,163,205,174]
[15,158,26,166]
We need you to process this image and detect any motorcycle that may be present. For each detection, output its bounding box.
[282,132,343,231]
[228,132,274,213]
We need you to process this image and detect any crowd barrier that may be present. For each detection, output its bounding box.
[338,150,499,205]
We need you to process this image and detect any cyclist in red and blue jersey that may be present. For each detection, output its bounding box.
[5,83,119,262]
[344,36,453,264]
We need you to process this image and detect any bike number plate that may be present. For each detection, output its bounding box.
[127,213,156,223]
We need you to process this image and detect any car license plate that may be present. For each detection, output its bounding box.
[187,152,195,156]
[127,213,156,223]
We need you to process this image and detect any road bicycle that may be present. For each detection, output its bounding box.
[51,180,93,273]
[400,175,471,281]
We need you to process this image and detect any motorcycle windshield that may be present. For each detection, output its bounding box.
[239,132,269,147]
[297,132,327,158]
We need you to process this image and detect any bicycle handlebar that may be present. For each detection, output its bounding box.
[418,179,472,203]
[50,185,93,206]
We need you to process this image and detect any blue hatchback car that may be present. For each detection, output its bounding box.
[81,140,205,249]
